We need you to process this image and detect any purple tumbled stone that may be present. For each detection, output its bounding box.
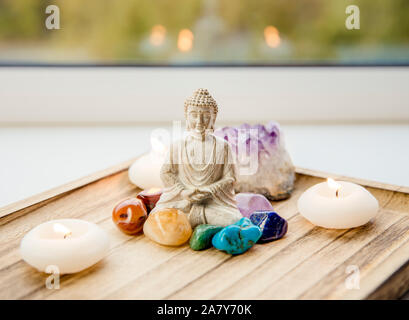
[235,193,274,218]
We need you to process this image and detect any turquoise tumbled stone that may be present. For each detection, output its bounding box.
[189,224,223,251]
[212,217,262,255]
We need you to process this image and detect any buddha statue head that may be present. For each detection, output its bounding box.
[184,88,218,139]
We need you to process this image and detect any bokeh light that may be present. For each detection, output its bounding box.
[177,29,194,52]
[149,25,167,47]
[264,26,281,48]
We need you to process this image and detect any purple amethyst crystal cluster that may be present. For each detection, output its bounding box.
[215,121,295,200]
[215,122,279,157]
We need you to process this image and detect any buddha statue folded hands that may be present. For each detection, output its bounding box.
[152,88,243,228]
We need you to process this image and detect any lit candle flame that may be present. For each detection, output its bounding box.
[264,26,281,48]
[177,29,194,52]
[53,223,72,239]
[327,178,342,197]
[149,25,166,46]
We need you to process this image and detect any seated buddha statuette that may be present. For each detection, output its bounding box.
[152,89,243,228]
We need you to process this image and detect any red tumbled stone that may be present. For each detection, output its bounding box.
[137,188,163,213]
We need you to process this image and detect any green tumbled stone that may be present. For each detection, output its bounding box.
[189,224,223,251]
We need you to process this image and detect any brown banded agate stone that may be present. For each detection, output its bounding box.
[112,198,148,235]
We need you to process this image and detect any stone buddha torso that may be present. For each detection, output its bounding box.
[182,134,220,187]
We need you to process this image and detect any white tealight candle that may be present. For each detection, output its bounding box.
[20,219,110,274]
[297,178,379,229]
[128,135,167,189]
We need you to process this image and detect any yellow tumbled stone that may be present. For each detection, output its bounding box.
[143,208,192,246]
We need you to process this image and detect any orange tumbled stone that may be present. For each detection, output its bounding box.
[112,198,148,235]
[143,208,192,246]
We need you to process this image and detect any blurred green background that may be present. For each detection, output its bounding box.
[0,0,408,64]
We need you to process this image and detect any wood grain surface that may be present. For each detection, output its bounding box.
[0,160,408,300]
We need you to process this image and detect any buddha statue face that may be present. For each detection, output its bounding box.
[184,89,218,138]
[186,105,215,137]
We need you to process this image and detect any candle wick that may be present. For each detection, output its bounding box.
[336,189,339,197]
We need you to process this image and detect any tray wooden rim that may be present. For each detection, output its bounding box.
[1,157,408,220]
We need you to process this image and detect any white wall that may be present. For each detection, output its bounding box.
[1,67,408,124]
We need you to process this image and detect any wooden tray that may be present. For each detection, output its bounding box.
[1,159,409,300]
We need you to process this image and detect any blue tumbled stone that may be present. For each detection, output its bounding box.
[212,217,262,255]
[250,210,288,243]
